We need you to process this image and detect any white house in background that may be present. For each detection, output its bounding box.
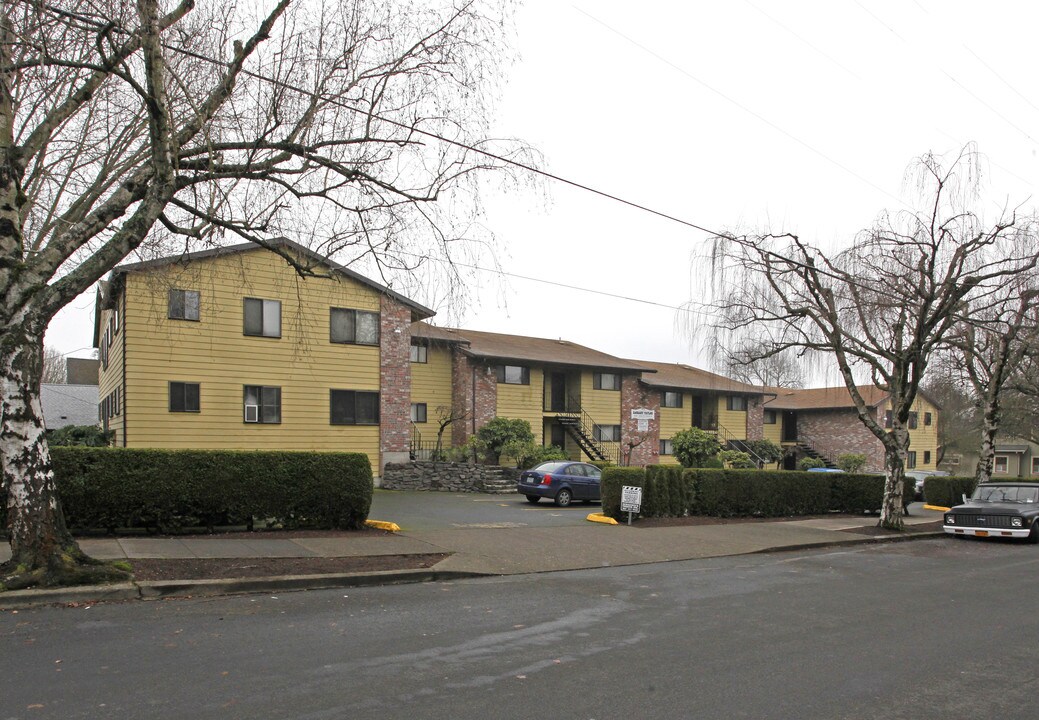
[41,384,100,429]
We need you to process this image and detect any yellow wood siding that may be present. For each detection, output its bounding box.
[410,345,453,428]
[97,296,124,444]
[658,390,691,466]
[496,367,545,444]
[899,397,940,470]
[763,414,782,445]
[579,372,621,426]
[121,249,384,473]
[717,396,748,441]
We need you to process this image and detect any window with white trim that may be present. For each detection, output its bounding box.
[593,372,621,391]
[726,395,747,411]
[660,439,673,455]
[410,343,427,363]
[593,424,621,442]
[994,455,1009,474]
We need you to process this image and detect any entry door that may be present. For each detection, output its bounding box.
[691,396,704,429]
[782,411,798,443]
[550,371,567,412]
[550,423,567,450]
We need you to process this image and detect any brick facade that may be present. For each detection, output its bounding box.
[796,408,886,472]
[621,374,660,466]
[746,395,764,441]
[379,297,413,470]
[451,352,497,446]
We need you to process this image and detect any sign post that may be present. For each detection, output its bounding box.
[620,485,643,526]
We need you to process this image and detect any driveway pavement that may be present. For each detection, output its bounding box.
[368,488,598,530]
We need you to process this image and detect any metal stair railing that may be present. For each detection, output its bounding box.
[556,394,618,464]
[714,422,773,467]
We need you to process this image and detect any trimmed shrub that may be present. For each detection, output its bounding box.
[2,447,374,533]
[47,425,114,447]
[645,465,687,516]
[798,456,826,471]
[672,428,722,468]
[692,469,832,517]
[924,475,979,508]
[600,466,646,519]
[829,473,917,513]
[836,453,868,473]
[743,439,783,465]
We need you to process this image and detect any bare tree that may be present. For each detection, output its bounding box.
[720,347,804,388]
[946,280,1038,484]
[40,346,66,385]
[702,149,1038,530]
[1,0,529,587]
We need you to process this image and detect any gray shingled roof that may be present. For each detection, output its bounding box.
[41,384,99,429]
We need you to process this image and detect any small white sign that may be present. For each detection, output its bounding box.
[630,408,656,421]
[636,419,649,432]
[621,485,643,513]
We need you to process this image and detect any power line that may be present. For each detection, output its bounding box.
[572,5,912,210]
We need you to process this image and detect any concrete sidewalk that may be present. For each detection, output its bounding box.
[0,505,947,607]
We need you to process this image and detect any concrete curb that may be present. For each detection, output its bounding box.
[750,530,947,556]
[0,532,947,609]
[0,570,489,609]
[0,582,140,609]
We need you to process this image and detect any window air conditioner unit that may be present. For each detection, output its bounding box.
[244,404,259,423]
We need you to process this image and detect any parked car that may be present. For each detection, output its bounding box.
[516,461,602,507]
[806,467,843,473]
[943,482,1039,543]
[906,469,949,501]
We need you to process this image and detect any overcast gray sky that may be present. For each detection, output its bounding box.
[46,0,1038,386]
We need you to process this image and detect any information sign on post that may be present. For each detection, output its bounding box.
[620,485,643,525]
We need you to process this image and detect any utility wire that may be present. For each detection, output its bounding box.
[572,5,912,210]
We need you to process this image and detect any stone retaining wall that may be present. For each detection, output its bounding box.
[382,461,520,493]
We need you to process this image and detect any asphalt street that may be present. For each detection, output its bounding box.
[4,537,1038,720]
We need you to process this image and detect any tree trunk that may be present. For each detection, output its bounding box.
[1,332,126,589]
[877,429,909,531]
[974,394,1000,486]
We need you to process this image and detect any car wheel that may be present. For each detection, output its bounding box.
[1028,521,1039,545]
[525,495,541,504]
[554,488,573,507]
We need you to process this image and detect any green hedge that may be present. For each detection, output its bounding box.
[2,447,373,532]
[600,467,646,518]
[922,475,978,508]
[601,466,921,520]
[693,469,833,517]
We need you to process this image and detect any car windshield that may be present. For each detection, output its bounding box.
[533,462,570,473]
[971,485,1039,504]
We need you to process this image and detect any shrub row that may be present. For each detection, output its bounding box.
[1,447,373,532]
[601,466,917,520]
[922,475,978,508]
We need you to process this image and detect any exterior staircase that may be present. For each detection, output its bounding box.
[556,399,618,464]
[795,441,838,469]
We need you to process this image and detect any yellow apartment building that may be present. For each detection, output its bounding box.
[94,240,432,476]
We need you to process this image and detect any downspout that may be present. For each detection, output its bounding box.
[471,364,477,436]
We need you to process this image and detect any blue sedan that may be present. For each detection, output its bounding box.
[516,461,602,507]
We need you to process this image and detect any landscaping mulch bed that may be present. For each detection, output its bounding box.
[631,513,867,528]
[129,553,449,581]
[72,526,391,540]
